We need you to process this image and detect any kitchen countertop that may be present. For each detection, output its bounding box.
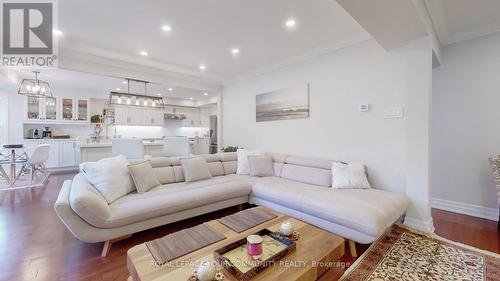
[24,138,77,141]
[77,140,164,148]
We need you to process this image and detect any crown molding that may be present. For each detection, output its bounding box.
[423,0,500,46]
[223,32,372,85]
[443,22,500,45]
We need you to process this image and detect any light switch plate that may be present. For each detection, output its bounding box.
[384,106,404,119]
[359,103,369,112]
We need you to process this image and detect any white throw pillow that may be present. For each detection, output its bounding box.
[236,149,263,175]
[248,155,274,177]
[128,161,161,193]
[181,156,213,182]
[331,162,371,189]
[80,155,135,203]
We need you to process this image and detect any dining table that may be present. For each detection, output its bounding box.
[1,144,27,186]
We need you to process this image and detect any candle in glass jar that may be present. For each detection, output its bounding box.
[246,235,263,258]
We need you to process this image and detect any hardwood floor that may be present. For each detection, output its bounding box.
[0,172,498,281]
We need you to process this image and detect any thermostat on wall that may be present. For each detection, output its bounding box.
[359,103,369,112]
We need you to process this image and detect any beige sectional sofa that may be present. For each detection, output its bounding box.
[54,152,409,256]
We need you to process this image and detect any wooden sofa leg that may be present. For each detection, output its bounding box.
[348,240,358,257]
[101,234,132,257]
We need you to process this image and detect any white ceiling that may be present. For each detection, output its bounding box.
[425,0,500,45]
[58,0,368,80]
[0,68,215,101]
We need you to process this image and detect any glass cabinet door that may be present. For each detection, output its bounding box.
[26,96,41,120]
[77,99,88,121]
[62,98,74,120]
[44,97,57,120]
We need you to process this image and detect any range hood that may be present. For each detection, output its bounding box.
[164,113,187,120]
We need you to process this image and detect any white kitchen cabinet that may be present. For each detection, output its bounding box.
[114,106,164,126]
[61,98,90,123]
[199,108,210,127]
[60,141,77,167]
[197,138,209,154]
[114,106,141,125]
[181,107,201,127]
[140,109,165,126]
[25,96,58,122]
[114,107,128,124]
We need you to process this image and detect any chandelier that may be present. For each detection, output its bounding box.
[109,78,164,108]
[18,71,53,98]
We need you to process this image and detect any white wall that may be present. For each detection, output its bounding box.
[432,32,500,219]
[222,38,434,230]
[0,92,8,144]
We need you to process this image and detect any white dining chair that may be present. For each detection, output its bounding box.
[14,144,50,184]
[0,152,10,182]
[163,136,190,157]
[112,138,145,159]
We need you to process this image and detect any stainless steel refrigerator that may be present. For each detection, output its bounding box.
[209,115,218,154]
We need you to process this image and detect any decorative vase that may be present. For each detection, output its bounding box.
[197,261,216,281]
[280,221,294,236]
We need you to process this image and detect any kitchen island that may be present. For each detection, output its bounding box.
[77,137,209,163]
[77,140,164,163]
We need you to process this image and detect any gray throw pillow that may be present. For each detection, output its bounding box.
[128,161,161,193]
[248,155,274,177]
[181,157,213,182]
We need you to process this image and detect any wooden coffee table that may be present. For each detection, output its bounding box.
[127,208,345,281]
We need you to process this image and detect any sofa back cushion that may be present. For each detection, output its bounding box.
[280,156,332,187]
[154,166,175,184]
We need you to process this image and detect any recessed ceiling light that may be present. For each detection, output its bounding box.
[122,80,127,84]
[199,65,206,71]
[116,88,121,91]
[231,48,240,55]
[140,51,148,56]
[189,97,194,100]
[203,92,208,96]
[157,93,162,96]
[285,19,296,29]
[168,87,173,91]
[53,29,63,36]
[161,25,172,32]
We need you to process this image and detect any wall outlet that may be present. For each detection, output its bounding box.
[384,106,404,119]
[359,103,369,112]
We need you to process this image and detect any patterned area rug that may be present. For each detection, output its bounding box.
[341,224,500,281]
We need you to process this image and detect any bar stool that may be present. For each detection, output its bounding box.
[163,136,190,157]
[112,138,145,160]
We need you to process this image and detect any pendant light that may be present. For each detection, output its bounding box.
[109,78,164,109]
[18,71,53,98]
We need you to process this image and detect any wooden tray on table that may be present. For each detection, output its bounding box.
[213,229,296,281]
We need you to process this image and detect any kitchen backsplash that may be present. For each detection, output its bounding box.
[23,120,209,139]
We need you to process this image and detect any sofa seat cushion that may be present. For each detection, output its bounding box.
[251,178,409,238]
[88,177,251,228]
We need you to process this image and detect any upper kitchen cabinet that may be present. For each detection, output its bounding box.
[61,98,90,123]
[114,106,164,126]
[25,96,58,122]
[180,107,201,127]
[24,96,90,124]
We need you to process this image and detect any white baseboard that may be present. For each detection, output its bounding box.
[404,216,435,233]
[432,198,499,222]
